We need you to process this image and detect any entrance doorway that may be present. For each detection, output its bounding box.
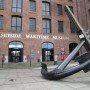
[9,41,23,63]
[69,43,79,59]
[42,42,54,61]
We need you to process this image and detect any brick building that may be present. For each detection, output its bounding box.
[0,0,90,63]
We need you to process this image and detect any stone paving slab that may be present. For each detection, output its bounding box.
[0,68,90,90]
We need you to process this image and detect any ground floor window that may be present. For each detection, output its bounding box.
[8,41,23,63]
[42,42,54,61]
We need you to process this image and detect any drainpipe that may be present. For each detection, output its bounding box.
[84,0,89,30]
[76,0,83,54]
[76,0,79,21]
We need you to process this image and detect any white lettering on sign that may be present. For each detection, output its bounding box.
[0,33,21,38]
[0,33,69,40]
[52,36,69,40]
[26,34,49,39]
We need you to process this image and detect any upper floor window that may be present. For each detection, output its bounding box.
[69,6,74,13]
[29,18,36,32]
[70,22,75,33]
[11,16,22,32]
[87,0,90,2]
[30,0,36,12]
[89,10,90,20]
[42,19,51,33]
[68,0,73,2]
[12,0,22,13]
[0,15,3,29]
[0,0,4,9]
[57,4,62,15]
[42,2,50,16]
[58,21,63,32]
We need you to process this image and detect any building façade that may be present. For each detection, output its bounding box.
[0,0,90,63]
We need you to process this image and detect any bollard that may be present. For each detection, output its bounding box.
[30,58,31,67]
[2,54,5,68]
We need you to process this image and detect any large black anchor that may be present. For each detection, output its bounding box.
[41,5,90,80]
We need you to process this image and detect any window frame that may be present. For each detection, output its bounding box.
[58,21,64,33]
[57,4,62,15]
[0,0,4,10]
[42,1,50,16]
[12,0,22,13]
[89,9,90,20]
[68,0,73,2]
[30,0,36,12]
[69,6,74,13]
[11,16,22,32]
[0,15,3,30]
[42,19,51,34]
[70,22,75,33]
[29,18,36,32]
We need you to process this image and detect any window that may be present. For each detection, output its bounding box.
[42,42,54,49]
[0,15,3,29]
[57,4,62,15]
[11,16,22,32]
[42,19,51,33]
[12,0,22,13]
[42,2,50,16]
[0,0,4,9]
[9,41,23,48]
[70,22,75,33]
[30,18,36,32]
[87,0,90,2]
[58,21,63,32]
[89,10,90,20]
[30,0,36,12]
[68,0,73,2]
[69,6,74,13]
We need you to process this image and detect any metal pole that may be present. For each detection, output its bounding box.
[56,40,85,70]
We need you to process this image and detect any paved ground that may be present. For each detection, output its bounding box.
[0,66,90,90]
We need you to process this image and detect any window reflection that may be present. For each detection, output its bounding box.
[42,2,50,16]
[42,42,53,49]
[9,41,23,48]
[12,0,22,13]
[42,19,51,33]
[11,16,22,32]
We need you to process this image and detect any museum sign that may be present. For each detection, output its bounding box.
[0,33,69,40]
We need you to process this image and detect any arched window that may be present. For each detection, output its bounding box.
[42,42,53,49]
[42,1,50,16]
[9,41,23,48]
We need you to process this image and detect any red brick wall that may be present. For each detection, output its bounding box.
[0,0,88,63]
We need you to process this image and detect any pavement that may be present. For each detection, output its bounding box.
[0,64,90,90]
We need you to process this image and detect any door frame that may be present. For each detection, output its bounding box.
[8,41,23,63]
[42,42,54,62]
